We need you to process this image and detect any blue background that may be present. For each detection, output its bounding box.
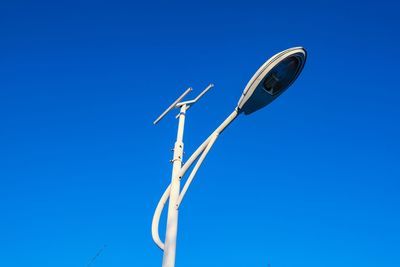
[1,1,399,266]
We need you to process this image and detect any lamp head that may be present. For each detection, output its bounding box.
[237,47,307,115]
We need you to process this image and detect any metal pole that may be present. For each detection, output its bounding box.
[162,104,187,267]
[151,109,239,252]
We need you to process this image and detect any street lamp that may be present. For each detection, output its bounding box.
[152,47,307,267]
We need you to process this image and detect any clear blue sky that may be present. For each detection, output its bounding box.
[1,1,399,266]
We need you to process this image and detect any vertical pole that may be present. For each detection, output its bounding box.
[162,104,186,267]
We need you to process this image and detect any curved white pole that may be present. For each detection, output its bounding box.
[151,136,213,252]
[177,133,219,208]
[151,184,170,250]
[177,109,239,180]
[151,109,240,265]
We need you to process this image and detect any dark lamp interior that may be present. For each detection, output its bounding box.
[263,56,301,95]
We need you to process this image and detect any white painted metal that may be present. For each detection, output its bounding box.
[151,184,170,250]
[175,83,214,118]
[162,104,187,267]
[192,83,214,102]
[151,109,239,256]
[177,133,218,208]
[153,88,192,125]
[177,109,239,179]
[152,47,307,267]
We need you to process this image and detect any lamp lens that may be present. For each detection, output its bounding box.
[263,56,301,95]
